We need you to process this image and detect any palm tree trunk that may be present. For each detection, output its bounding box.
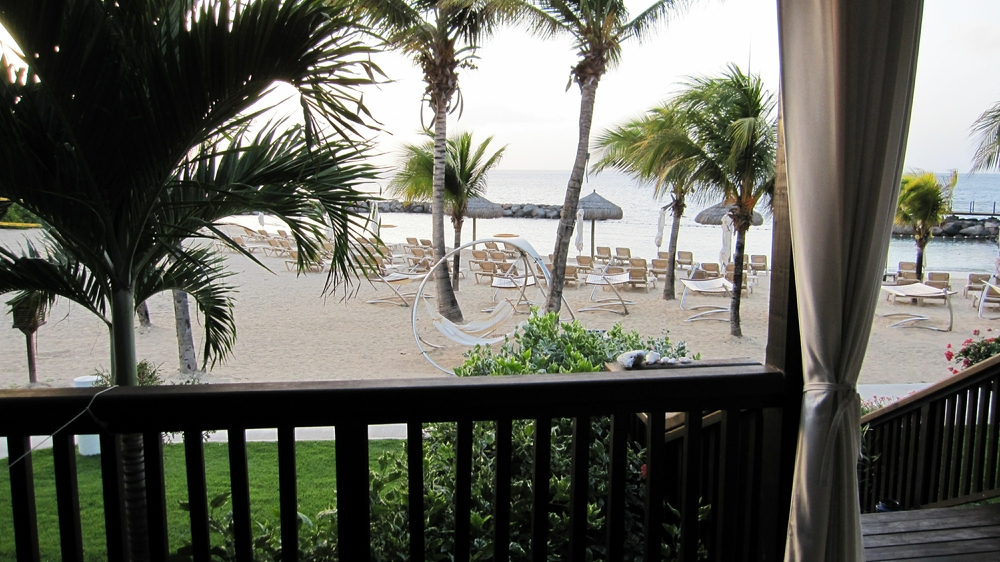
[915,243,925,280]
[662,203,684,300]
[546,77,600,313]
[730,227,747,337]
[111,287,150,562]
[452,217,463,290]
[432,98,463,322]
[173,290,198,375]
[136,301,151,327]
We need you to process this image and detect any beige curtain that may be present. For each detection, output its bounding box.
[777,1,924,560]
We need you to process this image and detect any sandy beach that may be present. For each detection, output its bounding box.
[0,228,992,389]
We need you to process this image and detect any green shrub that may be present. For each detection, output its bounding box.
[92,359,165,387]
[0,203,40,224]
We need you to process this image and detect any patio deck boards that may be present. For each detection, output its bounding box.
[861,504,1000,561]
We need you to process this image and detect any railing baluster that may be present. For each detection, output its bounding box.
[277,426,298,562]
[143,431,168,562]
[948,392,968,499]
[606,413,628,562]
[568,416,590,560]
[971,382,991,493]
[455,421,473,562]
[8,436,40,562]
[680,411,703,562]
[886,417,900,502]
[99,433,127,562]
[184,430,210,562]
[228,428,253,562]
[987,378,1000,490]
[407,421,425,561]
[52,432,84,562]
[644,411,666,562]
[961,388,978,496]
[927,402,945,504]
[494,418,512,562]
[740,409,762,555]
[531,417,551,562]
[938,396,956,502]
[715,410,741,562]
[336,421,370,560]
[912,404,931,508]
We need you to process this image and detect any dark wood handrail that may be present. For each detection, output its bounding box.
[0,362,783,435]
[859,353,1000,512]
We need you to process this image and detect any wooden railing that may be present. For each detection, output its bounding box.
[2,361,787,562]
[859,354,1000,513]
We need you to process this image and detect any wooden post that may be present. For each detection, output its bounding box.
[590,220,595,259]
[23,329,37,384]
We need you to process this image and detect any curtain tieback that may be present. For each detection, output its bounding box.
[804,382,861,486]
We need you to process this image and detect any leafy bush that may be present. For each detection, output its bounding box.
[946,329,1000,373]
[455,311,697,376]
[0,203,40,224]
[92,359,165,387]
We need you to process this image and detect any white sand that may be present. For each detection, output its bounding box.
[0,228,992,389]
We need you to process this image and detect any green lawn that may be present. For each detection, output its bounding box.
[0,438,403,561]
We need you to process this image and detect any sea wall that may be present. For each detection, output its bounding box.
[372,200,564,219]
[892,216,1000,240]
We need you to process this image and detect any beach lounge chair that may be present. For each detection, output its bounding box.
[700,262,722,279]
[897,261,917,278]
[563,264,580,288]
[926,271,951,291]
[881,282,956,331]
[724,271,752,295]
[965,273,991,299]
[614,247,632,264]
[976,281,1000,318]
[475,260,497,285]
[484,241,500,252]
[285,250,324,273]
[627,266,654,291]
[595,246,613,264]
[406,247,429,268]
[657,251,670,260]
[678,277,734,321]
[750,255,768,275]
[575,255,594,274]
[501,242,520,259]
[675,251,695,271]
[419,239,433,249]
[650,258,670,280]
[489,250,508,263]
[469,250,489,271]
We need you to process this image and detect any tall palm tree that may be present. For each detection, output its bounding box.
[358,0,520,322]
[0,2,377,560]
[672,64,776,337]
[895,172,949,280]
[593,102,698,300]
[389,131,506,289]
[525,0,689,313]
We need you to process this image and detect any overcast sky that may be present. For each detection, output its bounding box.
[362,0,1000,173]
[3,1,998,173]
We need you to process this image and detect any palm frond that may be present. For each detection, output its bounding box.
[972,101,1000,172]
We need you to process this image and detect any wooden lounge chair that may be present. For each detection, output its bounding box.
[614,247,631,264]
[500,242,519,259]
[675,251,695,271]
[750,255,768,275]
[926,271,951,291]
[575,255,594,274]
[489,250,508,263]
[594,246,613,264]
[285,250,324,273]
[563,264,579,288]
[627,266,654,292]
[475,260,497,285]
[897,261,917,278]
[965,273,991,299]
[469,250,489,271]
[699,262,722,279]
[650,258,670,280]
[484,241,500,252]
[724,271,752,296]
[406,247,429,268]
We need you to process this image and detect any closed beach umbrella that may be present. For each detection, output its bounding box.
[577,190,624,258]
[256,211,266,227]
[370,200,381,238]
[465,196,503,242]
[720,215,734,265]
[654,206,668,249]
[575,208,585,253]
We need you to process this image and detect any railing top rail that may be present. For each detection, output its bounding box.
[861,353,1000,425]
[0,361,781,435]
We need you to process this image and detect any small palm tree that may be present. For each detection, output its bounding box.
[390,131,506,289]
[525,0,689,312]
[895,172,949,280]
[671,64,776,337]
[593,102,698,300]
[359,0,521,322]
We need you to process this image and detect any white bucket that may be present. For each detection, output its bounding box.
[72,376,101,456]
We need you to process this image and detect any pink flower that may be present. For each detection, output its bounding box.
[640,464,647,480]
[945,351,954,361]
[964,339,974,346]
[974,329,981,336]
[947,343,952,349]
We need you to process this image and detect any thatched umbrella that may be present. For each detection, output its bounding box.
[578,190,624,257]
[695,202,764,265]
[693,201,764,226]
[464,196,503,242]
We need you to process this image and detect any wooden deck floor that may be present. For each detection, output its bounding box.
[861,504,1000,561]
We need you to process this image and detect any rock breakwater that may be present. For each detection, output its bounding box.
[892,216,1000,240]
[369,200,564,219]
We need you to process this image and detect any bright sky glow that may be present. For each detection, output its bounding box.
[2,1,998,174]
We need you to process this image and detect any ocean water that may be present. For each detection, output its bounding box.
[372,170,1000,274]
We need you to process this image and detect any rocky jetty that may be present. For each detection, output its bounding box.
[367,200,565,219]
[892,216,999,240]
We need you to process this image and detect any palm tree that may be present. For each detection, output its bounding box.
[671,64,776,337]
[524,0,688,313]
[358,0,520,322]
[972,100,1000,171]
[0,2,377,560]
[593,102,698,300]
[389,131,507,289]
[895,172,949,280]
